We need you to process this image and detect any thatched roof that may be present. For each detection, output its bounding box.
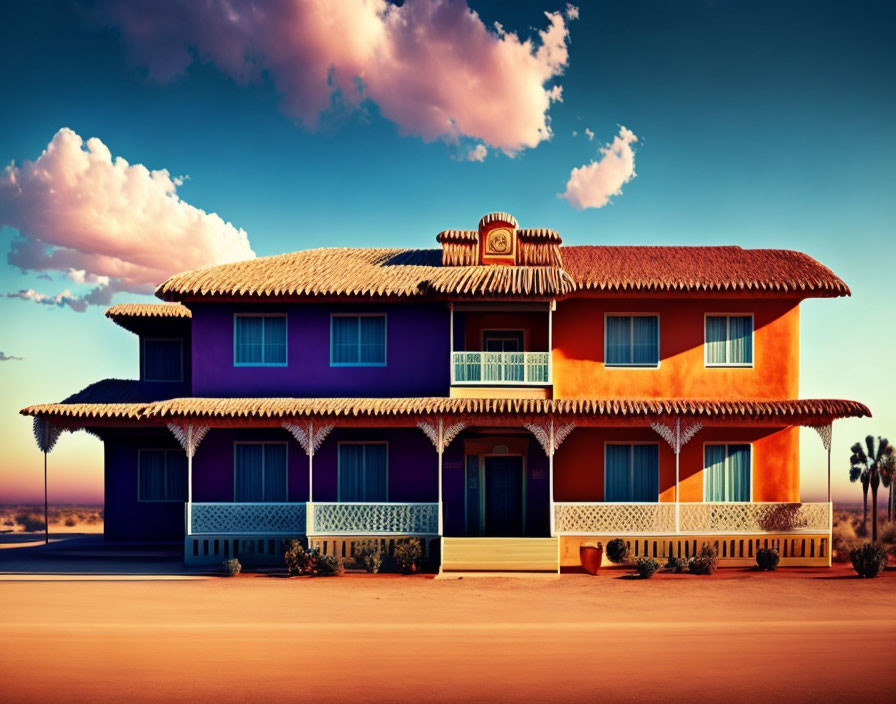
[21,389,870,427]
[105,303,192,333]
[155,245,849,302]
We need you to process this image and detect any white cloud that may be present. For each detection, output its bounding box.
[584,128,594,141]
[466,144,488,162]
[0,351,25,361]
[1,128,255,311]
[98,0,578,155]
[560,126,639,210]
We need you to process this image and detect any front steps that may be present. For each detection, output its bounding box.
[441,537,559,573]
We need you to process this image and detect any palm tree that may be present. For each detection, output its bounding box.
[33,418,61,545]
[881,450,895,523]
[849,436,892,542]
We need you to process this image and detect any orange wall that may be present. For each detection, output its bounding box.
[552,298,799,400]
[554,426,799,502]
[463,312,549,351]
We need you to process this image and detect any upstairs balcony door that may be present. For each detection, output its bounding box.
[482,330,524,353]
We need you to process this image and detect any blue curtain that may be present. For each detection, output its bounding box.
[605,445,630,501]
[704,445,726,501]
[339,444,364,500]
[139,450,166,500]
[606,317,631,365]
[263,316,287,365]
[631,445,659,501]
[263,444,288,501]
[728,444,751,501]
[729,316,753,364]
[332,317,359,364]
[706,317,727,364]
[166,451,188,501]
[143,339,182,381]
[359,316,386,364]
[339,444,387,501]
[632,317,659,366]
[235,444,264,501]
[235,317,264,364]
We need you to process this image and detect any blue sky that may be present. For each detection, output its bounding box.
[1,0,894,503]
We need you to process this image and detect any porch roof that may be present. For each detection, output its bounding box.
[20,386,870,429]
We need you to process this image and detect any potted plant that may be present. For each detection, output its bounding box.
[579,541,603,575]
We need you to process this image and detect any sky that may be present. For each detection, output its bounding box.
[0,0,894,506]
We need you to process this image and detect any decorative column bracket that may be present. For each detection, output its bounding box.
[167,423,210,458]
[650,417,703,455]
[808,423,832,452]
[525,420,575,456]
[33,417,63,453]
[417,419,466,453]
[283,422,335,457]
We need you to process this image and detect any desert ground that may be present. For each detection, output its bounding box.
[0,504,104,536]
[1,555,895,703]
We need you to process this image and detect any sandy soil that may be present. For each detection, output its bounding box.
[1,565,894,703]
[0,504,104,535]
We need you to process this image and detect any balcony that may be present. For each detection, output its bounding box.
[553,502,832,535]
[451,351,550,385]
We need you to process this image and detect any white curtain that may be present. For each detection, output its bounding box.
[705,316,727,364]
[729,316,753,364]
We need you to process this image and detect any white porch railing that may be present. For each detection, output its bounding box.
[307,502,439,535]
[554,502,831,535]
[451,351,550,385]
[190,502,306,535]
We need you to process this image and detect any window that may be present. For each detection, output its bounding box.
[604,444,659,502]
[234,315,287,366]
[704,444,751,501]
[338,442,388,501]
[605,315,659,367]
[705,315,753,366]
[234,443,288,502]
[482,330,524,352]
[138,449,187,502]
[142,338,183,382]
[330,315,386,366]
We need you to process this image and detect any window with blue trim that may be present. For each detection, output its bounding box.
[704,444,751,501]
[234,443,288,502]
[143,338,183,381]
[604,444,659,502]
[605,315,659,367]
[705,315,753,366]
[234,315,287,366]
[331,315,386,366]
[138,449,187,502]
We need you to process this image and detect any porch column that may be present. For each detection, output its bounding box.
[650,417,702,533]
[283,421,334,534]
[547,300,555,384]
[525,420,575,536]
[168,422,210,536]
[418,418,466,536]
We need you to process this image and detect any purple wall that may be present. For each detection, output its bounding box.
[103,430,185,542]
[190,302,450,397]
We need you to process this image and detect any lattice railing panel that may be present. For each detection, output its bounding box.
[679,503,831,533]
[554,503,677,534]
[191,503,306,534]
[311,503,439,535]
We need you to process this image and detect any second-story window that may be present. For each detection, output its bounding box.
[234,315,287,366]
[705,315,753,366]
[605,315,659,367]
[331,314,386,366]
[143,338,183,381]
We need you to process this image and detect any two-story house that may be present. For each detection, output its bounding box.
[22,213,869,571]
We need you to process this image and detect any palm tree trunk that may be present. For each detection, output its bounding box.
[862,482,869,535]
[889,483,894,522]
[871,484,879,542]
[44,450,48,545]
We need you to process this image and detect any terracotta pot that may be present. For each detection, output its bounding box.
[579,544,603,575]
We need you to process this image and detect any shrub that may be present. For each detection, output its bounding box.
[634,557,660,579]
[849,543,888,578]
[222,558,241,577]
[665,555,688,573]
[879,522,896,545]
[755,547,780,571]
[3,519,15,527]
[354,543,383,574]
[393,538,423,574]
[832,516,863,562]
[605,539,631,564]
[15,512,46,532]
[64,517,77,527]
[283,539,343,577]
[315,554,344,577]
[687,544,719,575]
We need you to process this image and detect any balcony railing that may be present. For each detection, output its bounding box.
[554,502,832,535]
[308,502,439,535]
[190,502,306,535]
[451,351,550,385]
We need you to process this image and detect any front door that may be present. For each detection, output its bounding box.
[484,456,524,536]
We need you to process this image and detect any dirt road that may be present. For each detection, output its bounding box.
[2,568,894,703]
